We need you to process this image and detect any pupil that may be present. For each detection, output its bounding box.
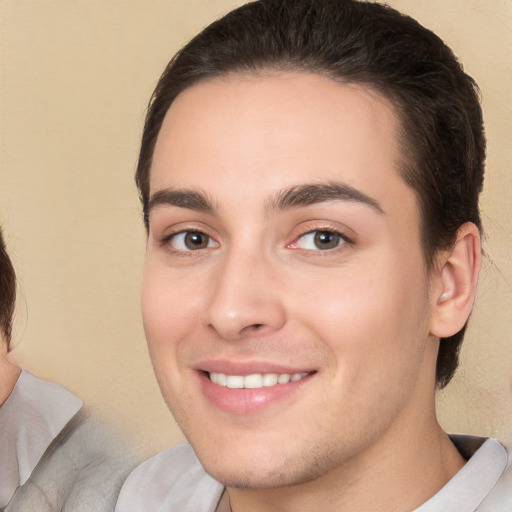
[185,232,207,249]
[314,231,339,249]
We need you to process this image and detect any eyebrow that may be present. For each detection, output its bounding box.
[267,182,385,214]
[146,181,384,223]
[147,188,215,216]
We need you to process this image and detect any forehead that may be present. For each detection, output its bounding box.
[150,72,414,216]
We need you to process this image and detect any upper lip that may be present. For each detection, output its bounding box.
[194,359,315,376]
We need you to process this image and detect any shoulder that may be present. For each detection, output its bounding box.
[116,443,224,512]
[5,388,136,512]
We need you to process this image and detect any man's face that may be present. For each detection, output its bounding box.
[142,72,439,488]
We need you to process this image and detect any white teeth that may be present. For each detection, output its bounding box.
[209,371,309,389]
[277,373,291,384]
[262,373,278,387]
[226,375,244,388]
[244,374,263,389]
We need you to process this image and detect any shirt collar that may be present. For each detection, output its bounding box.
[415,435,508,511]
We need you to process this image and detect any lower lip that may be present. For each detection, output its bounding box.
[198,372,313,415]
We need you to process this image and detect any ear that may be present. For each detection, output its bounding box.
[429,222,481,338]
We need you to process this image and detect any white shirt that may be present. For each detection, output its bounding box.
[1,370,134,512]
[0,370,83,509]
[117,435,512,512]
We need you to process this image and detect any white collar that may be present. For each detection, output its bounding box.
[415,435,509,511]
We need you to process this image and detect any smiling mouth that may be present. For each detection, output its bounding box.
[208,371,312,389]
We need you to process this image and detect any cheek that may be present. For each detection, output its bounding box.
[141,263,199,361]
[297,266,431,432]
[291,256,430,370]
[140,266,200,417]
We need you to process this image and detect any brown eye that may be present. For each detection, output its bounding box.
[184,232,209,249]
[169,231,217,251]
[294,230,345,250]
[314,231,341,250]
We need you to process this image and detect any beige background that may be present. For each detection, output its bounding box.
[1,0,511,458]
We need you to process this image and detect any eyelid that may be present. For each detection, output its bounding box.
[160,226,220,254]
[286,222,354,252]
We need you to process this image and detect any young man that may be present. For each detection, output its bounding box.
[117,0,511,510]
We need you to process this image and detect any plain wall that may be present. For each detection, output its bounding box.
[1,0,511,457]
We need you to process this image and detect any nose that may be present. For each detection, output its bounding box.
[203,248,286,341]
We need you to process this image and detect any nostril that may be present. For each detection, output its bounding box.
[240,323,265,335]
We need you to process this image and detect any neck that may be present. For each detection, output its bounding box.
[227,414,464,512]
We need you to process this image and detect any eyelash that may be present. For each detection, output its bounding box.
[288,227,353,253]
[160,229,218,255]
[160,226,353,255]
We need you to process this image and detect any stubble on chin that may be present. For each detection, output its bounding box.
[197,438,356,491]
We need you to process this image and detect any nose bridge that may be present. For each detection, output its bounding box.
[205,242,286,340]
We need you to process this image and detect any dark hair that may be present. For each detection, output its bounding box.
[0,228,16,350]
[135,0,485,388]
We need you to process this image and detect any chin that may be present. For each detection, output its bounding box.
[195,439,344,490]
[202,463,309,490]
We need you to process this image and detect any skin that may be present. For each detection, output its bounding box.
[0,341,20,406]
[142,72,478,511]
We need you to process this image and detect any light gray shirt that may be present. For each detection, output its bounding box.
[1,370,135,511]
[0,370,83,509]
[116,435,512,511]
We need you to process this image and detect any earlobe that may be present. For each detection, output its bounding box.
[430,222,481,338]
